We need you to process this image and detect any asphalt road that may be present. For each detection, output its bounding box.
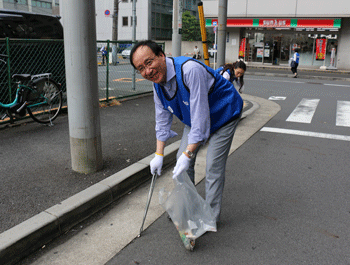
[106,72,350,264]
[108,127,350,265]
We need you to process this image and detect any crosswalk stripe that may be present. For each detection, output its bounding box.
[261,127,350,142]
[286,98,320,123]
[336,101,350,127]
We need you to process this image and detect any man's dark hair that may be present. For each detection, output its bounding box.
[129,40,165,68]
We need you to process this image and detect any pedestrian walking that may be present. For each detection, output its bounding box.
[101,46,107,65]
[130,40,243,223]
[216,60,246,93]
[290,48,300,78]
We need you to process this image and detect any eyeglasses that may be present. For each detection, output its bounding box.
[135,56,157,74]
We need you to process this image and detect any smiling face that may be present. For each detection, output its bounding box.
[132,45,167,84]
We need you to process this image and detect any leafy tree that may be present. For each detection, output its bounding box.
[182,11,214,45]
[182,11,201,41]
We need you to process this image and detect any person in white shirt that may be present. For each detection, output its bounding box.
[130,40,243,223]
[291,49,300,78]
[193,46,200,59]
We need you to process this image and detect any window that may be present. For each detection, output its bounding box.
[130,16,137,26]
[122,17,128,26]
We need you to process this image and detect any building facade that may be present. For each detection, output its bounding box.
[94,0,201,41]
[203,0,350,69]
[0,0,59,15]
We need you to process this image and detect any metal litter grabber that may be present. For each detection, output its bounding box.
[138,173,158,237]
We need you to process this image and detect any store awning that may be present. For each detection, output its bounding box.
[206,18,341,29]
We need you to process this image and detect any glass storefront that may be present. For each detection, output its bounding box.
[244,29,338,67]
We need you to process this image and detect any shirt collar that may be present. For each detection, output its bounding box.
[164,57,175,84]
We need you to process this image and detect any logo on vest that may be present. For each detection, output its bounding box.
[168,106,174,113]
[183,101,189,106]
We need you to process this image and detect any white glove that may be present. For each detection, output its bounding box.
[172,153,191,179]
[150,153,163,175]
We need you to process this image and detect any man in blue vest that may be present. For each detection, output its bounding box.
[130,40,243,223]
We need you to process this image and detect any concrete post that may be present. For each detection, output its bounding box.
[217,0,227,66]
[132,0,136,90]
[62,0,103,173]
[172,0,183,57]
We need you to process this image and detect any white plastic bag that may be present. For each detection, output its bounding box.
[288,58,293,67]
[159,172,217,251]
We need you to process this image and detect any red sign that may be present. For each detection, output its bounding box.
[259,19,291,27]
[316,38,327,60]
[239,38,246,58]
[226,19,254,27]
[297,19,335,28]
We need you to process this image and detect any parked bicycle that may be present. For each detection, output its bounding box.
[0,54,62,125]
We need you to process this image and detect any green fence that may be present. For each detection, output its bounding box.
[0,39,164,116]
[0,38,65,105]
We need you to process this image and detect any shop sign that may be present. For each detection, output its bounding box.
[264,49,270,57]
[260,19,290,28]
[316,38,327,60]
[239,38,246,58]
[257,48,263,58]
[206,18,341,29]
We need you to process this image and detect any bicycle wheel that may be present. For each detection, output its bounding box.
[27,78,62,124]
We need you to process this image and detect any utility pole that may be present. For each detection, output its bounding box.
[172,0,183,57]
[112,0,120,66]
[217,0,228,67]
[132,0,136,90]
[112,0,120,41]
[62,0,103,173]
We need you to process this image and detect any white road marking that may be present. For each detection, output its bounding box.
[268,96,286,100]
[246,78,304,84]
[336,101,350,127]
[286,98,320,123]
[323,83,350,88]
[261,127,350,142]
[246,78,350,88]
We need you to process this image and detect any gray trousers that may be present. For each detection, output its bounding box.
[176,116,241,222]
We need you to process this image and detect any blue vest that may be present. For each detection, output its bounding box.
[154,57,243,134]
[216,66,236,83]
[295,52,300,64]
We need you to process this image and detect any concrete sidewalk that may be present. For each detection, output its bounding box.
[7,94,280,265]
[245,63,350,82]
